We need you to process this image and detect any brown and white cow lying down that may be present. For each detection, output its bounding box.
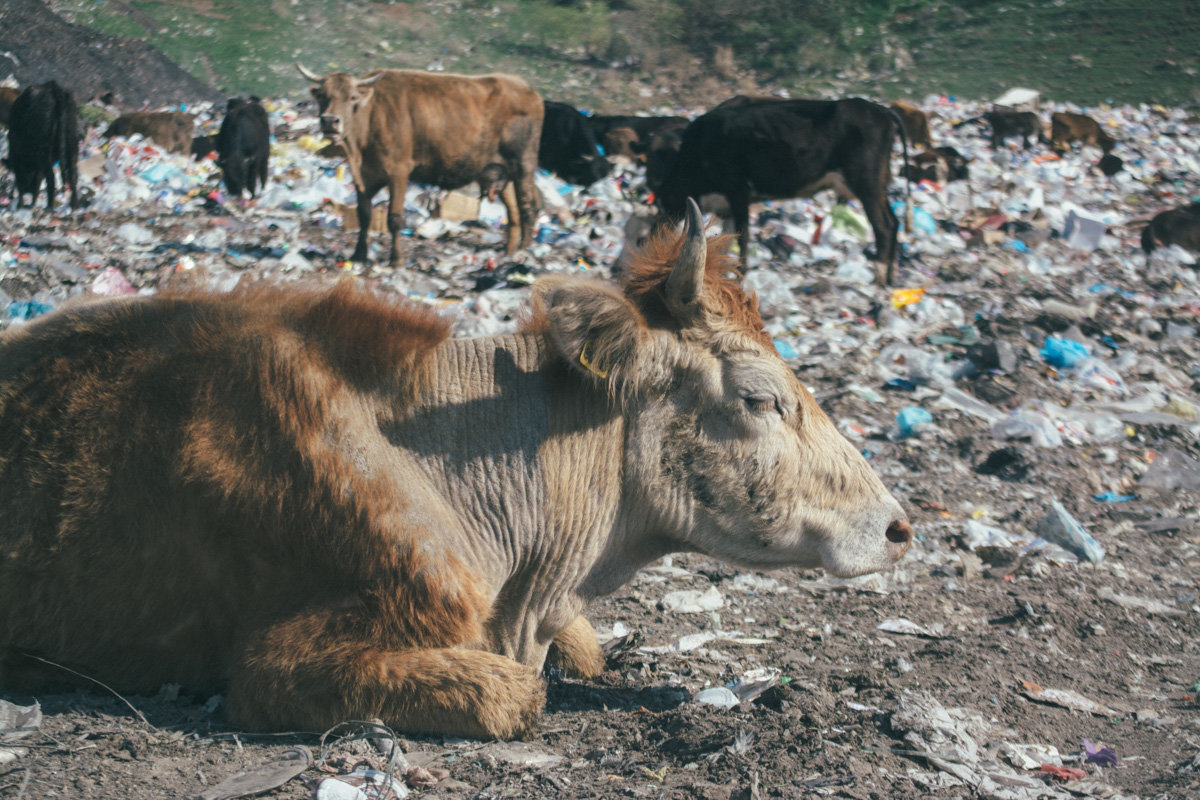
[0,201,911,740]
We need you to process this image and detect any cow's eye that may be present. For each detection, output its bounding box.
[742,393,780,415]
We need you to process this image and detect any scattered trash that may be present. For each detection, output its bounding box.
[659,585,724,613]
[1018,680,1118,716]
[1083,740,1118,767]
[314,767,410,800]
[192,746,311,800]
[1033,499,1105,562]
[877,618,947,638]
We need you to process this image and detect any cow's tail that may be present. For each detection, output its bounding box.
[952,115,984,130]
[888,107,913,250]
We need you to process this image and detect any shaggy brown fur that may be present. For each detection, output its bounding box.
[0,283,536,736]
[622,230,771,350]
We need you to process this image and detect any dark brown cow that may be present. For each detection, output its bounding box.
[890,101,933,149]
[103,111,196,154]
[983,110,1043,149]
[600,126,639,162]
[1142,202,1200,256]
[0,201,910,739]
[0,86,19,128]
[297,64,543,266]
[1050,111,1116,154]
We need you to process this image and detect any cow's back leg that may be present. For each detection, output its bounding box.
[544,615,604,679]
[507,146,539,253]
[228,612,546,740]
[499,182,522,254]
[842,157,899,283]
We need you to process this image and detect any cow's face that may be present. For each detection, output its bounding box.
[534,200,911,577]
[298,65,381,142]
[560,154,611,187]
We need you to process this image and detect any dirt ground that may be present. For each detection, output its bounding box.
[1,199,1199,800]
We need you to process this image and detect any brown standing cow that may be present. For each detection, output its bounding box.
[0,201,910,739]
[1050,111,1116,154]
[890,101,933,149]
[102,111,196,154]
[297,64,543,267]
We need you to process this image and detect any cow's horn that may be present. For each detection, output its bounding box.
[358,71,385,87]
[296,62,323,82]
[666,197,707,310]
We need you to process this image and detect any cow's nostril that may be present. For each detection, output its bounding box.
[886,518,913,558]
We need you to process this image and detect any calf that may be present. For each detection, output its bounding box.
[216,97,271,199]
[103,111,196,154]
[587,114,689,162]
[1142,202,1200,256]
[2,81,79,211]
[652,97,908,284]
[984,110,1043,149]
[0,86,19,128]
[902,145,970,184]
[890,101,933,149]
[1050,111,1116,154]
[539,100,610,186]
[0,200,909,739]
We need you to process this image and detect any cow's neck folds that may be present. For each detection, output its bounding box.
[398,332,658,660]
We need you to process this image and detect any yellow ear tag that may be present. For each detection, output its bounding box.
[579,339,610,379]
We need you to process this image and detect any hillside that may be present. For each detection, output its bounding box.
[0,0,221,107]
[29,0,1200,112]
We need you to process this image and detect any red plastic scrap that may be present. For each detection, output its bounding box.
[1040,764,1087,781]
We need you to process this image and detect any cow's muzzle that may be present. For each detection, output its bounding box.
[319,114,343,139]
[885,518,913,561]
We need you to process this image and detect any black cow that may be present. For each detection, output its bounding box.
[538,100,610,186]
[2,82,79,211]
[587,114,689,161]
[984,110,1043,149]
[1142,202,1200,256]
[216,97,270,198]
[652,97,907,284]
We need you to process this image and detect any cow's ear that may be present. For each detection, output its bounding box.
[533,277,648,388]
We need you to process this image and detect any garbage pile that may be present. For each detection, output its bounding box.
[2,92,1198,799]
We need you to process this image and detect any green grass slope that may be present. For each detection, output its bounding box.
[48,0,1200,109]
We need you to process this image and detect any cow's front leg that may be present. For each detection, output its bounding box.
[545,615,604,679]
[386,174,411,267]
[351,180,383,263]
[229,612,546,740]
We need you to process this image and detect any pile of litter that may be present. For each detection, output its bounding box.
[2,92,1199,799]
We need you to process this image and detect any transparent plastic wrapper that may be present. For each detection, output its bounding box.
[1074,357,1126,393]
[833,257,874,284]
[875,343,956,387]
[991,409,1062,448]
[1139,448,1200,490]
[1033,499,1104,563]
[935,387,1004,423]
